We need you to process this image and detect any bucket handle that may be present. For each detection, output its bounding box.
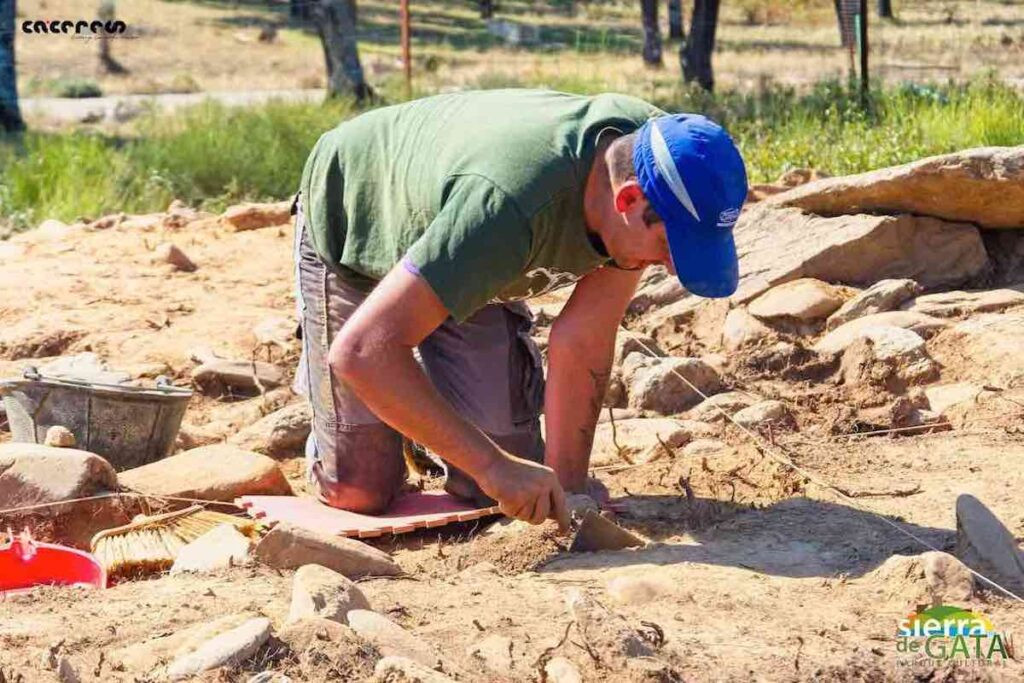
[19,367,190,395]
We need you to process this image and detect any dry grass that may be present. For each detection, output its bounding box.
[13,0,1024,100]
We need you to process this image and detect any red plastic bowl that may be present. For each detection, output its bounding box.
[0,536,106,594]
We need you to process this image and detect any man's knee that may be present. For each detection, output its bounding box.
[310,422,407,513]
[314,475,399,515]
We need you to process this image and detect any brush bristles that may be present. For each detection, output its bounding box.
[95,509,259,581]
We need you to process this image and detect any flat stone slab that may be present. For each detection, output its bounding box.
[166,616,271,681]
[814,311,948,354]
[0,443,117,506]
[903,286,1024,318]
[955,494,1024,596]
[118,445,291,502]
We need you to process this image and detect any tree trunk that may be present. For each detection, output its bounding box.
[668,0,684,39]
[877,0,894,19]
[479,0,494,19]
[640,0,662,66]
[680,0,719,91]
[0,0,23,133]
[313,0,371,102]
[97,1,127,74]
[291,0,311,20]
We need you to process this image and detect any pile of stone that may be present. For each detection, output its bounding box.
[587,146,1024,443]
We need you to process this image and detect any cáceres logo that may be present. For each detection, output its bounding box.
[21,18,127,35]
[895,604,1013,666]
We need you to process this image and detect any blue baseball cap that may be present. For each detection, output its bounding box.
[633,114,748,298]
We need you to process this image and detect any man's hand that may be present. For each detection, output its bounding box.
[478,451,570,531]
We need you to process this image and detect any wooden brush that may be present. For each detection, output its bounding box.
[90,505,260,581]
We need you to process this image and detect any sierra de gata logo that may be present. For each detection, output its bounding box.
[22,18,127,35]
[895,604,1013,665]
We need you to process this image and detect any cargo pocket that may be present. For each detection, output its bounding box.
[504,302,545,427]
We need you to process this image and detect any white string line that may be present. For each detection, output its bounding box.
[623,330,1024,604]
[0,491,241,517]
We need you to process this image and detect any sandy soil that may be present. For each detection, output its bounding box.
[1,208,1023,681]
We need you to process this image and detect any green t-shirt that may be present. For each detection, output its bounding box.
[300,89,664,322]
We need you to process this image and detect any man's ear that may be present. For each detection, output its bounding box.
[613,181,645,213]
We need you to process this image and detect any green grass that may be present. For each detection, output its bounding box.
[2,75,1023,235]
[0,98,356,233]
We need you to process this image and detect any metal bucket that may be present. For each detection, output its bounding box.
[0,367,192,471]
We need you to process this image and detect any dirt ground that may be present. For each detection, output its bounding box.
[1,202,1023,681]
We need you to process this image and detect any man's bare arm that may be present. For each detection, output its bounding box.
[330,263,568,528]
[545,265,643,492]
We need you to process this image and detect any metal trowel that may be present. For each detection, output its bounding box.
[569,508,645,553]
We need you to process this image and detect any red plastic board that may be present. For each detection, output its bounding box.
[237,491,501,538]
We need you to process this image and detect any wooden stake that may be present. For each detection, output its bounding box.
[400,0,412,98]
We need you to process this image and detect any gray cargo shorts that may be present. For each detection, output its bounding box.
[292,196,545,513]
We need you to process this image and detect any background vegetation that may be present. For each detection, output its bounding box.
[2,0,1024,234]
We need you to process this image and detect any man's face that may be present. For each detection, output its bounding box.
[608,189,674,272]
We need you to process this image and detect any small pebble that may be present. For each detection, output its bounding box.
[43,425,76,448]
[154,243,197,272]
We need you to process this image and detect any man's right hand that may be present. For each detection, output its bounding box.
[478,452,570,531]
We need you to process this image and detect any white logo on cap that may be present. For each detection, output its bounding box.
[650,121,701,222]
[717,207,741,228]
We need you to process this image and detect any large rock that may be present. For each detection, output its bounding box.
[288,564,371,624]
[826,279,920,330]
[747,278,847,321]
[623,354,723,415]
[192,358,284,395]
[839,326,939,391]
[347,610,440,668]
[637,297,703,338]
[118,445,291,502]
[229,402,312,458]
[923,383,999,427]
[767,146,1024,230]
[220,200,292,232]
[934,313,1024,385]
[721,307,774,350]
[0,443,117,506]
[925,382,984,415]
[165,617,271,681]
[902,286,1024,318]
[733,205,988,303]
[110,614,253,674]
[254,521,402,578]
[814,311,948,354]
[955,494,1024,594]
[590,417,695,466]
